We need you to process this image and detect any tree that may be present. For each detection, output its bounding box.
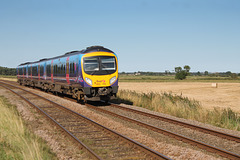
[0,66,16,76]
[175,71,187,80]
[231,73,238,79]
[174,65,191,80]
[226,71,232,77]
[184,65,191,75]
[175,67,182,73]
[204,71,209,76]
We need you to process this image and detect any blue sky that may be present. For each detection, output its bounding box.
[0,0,239,72]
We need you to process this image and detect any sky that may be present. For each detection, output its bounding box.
[0,0,239,73]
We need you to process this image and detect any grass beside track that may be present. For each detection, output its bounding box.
[114,90,240,131]
[0,96,57,160]
[0,75,17,79]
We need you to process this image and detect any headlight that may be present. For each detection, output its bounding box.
[85,77,92,85]
[110,76,116,84]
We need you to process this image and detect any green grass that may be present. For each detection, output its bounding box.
[115,90,240,131]
[0,96,57,160]
[119,75,240,83]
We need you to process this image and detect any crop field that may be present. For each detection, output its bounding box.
[119,75,240,82]
[119,82,240,113]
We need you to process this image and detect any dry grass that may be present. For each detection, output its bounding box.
[0,96,56,160]
[0,77,17,82]
[116,90,240,131]
[119,82,240,113]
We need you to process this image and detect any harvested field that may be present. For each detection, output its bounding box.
[119,82,240,113]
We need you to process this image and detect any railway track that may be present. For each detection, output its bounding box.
[85,102,240,160]
[108,102,240,143]
[0,81,171,160]
[1,80,240,159]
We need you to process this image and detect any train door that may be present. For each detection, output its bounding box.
[51,60,54,82]
[38,63,40,80]
[69,56,78,84]
[26,65,28,78]
[31,65,32,79]
[22,66,24,78]
[66,57,70,84]
[44,62,46,80]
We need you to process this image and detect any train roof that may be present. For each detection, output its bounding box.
[19,46,114,66]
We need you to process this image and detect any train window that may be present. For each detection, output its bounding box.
[70,62,74,74]
[57,64,61,75]
[47,64,51,77]
[62,64,64,74]
[38,64,40,75]
[83,56,116,75]
[72,63,74,73]
[23,67,26,75]
[40,65,44,76]
[84,57,99,72]
[66,60,69,75]
[75,62,78,73]
[19,67,23,75]
[54,64,57,76]
[51,63,53,75]
[70,62,72,74]
[28,66,31,75]
[32,66,37,76]
[101,57,116,70]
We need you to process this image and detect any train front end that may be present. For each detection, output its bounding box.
[81,51,118,102]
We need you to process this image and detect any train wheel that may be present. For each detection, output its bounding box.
[83,95,87,103]
[76,90,84,103]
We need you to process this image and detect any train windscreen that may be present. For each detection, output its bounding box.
[83,56,116,75]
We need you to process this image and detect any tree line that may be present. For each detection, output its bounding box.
[0,66,16,76]
[120,65,239,80]
[1,65,238,80]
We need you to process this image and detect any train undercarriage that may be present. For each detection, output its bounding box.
[17,78,117,103]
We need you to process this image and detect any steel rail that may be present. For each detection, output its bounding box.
[0,83,103,160]
[0,81,171,160]
[2,80,240,159]
[85,103,240,160]
[108,102,240,143]
[2,80,238,142]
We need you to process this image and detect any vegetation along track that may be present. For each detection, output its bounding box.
[84,102,240,160]
[0,81,171,160]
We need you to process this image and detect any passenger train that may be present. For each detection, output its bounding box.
[17,46,118,102]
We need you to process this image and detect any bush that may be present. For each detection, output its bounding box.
[230,73,238,79]
[175,71,187,80]
[174,65,190,80]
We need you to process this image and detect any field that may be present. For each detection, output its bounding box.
[119,75,240,82]
[119,81,240,113]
